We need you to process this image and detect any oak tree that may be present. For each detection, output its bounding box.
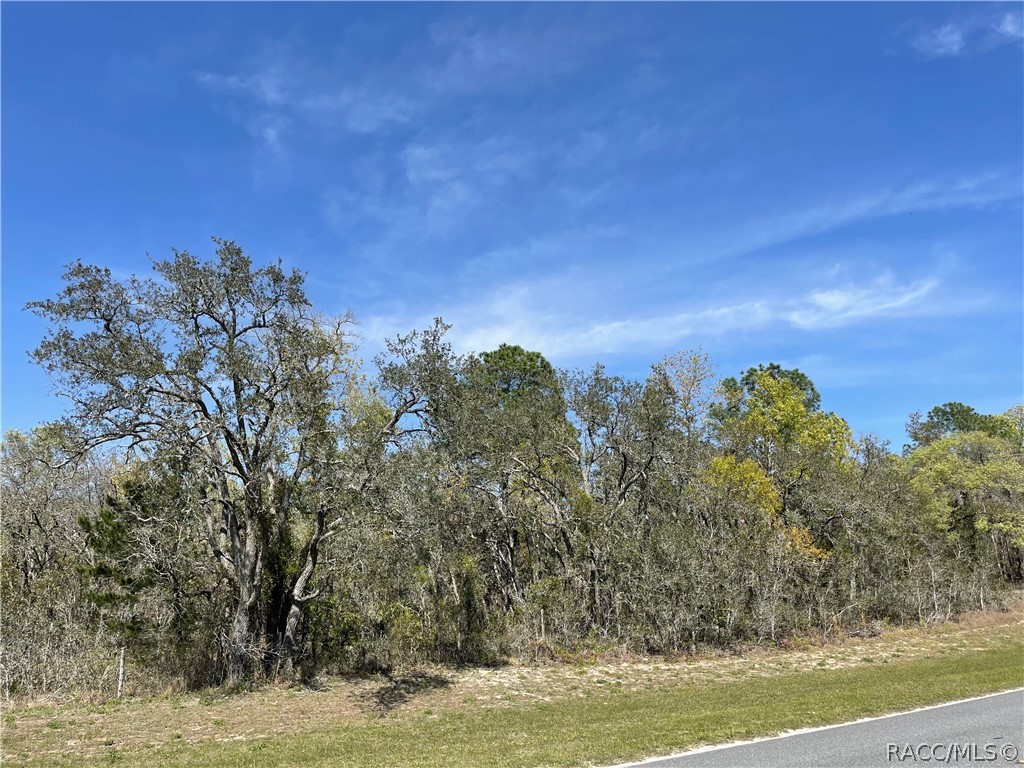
[28,239,363,681]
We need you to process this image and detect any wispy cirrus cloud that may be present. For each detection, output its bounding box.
[785,275,938,330]
[457,224,627,282]
[913,24,967,57]
[323,132,542,254]
[336,166,1014,349]
[424,16,614,95]
[362,269,951,361]
[194,14,621,150]
[664,170,1022,272]
[195,59,419,137]
[910,10,1023,58]
[183,9,1017,414]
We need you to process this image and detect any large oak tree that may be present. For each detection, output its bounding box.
[29,239,367,681]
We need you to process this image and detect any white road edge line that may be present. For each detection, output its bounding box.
[603,686,1024,768]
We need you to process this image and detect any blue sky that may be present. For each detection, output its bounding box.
[3,2,1022,448]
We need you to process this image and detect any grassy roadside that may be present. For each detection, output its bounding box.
[4,614,1022,767]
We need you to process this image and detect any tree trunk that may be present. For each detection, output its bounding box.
[228,536,261,685]
[229,589,254,684]
[280,603,303,678]
[279,506,326,678]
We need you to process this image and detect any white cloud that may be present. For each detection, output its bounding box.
[452,296,772,358]
[194,15,617,150]
[244,112,291,155]
[197,58,418,141]
[296,85,420,134]
[785,275,938,330]
[342,163,1009,361]
[698,171,1020,265]
[322,132,541,251]
[362,270,950,361]
[458,224,626,282]
[195,69,289,105]
[910,11,1024,57]
[424,17,611,95]
[912,24,965,57]
[402,137,535,188]
[996,12,1024,40]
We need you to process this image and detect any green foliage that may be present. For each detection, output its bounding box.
[907,402,1020,448]
[713,369,852,531]
[75,459,230,685]
[11,242,1023,695]
[704,454,780,518]
[25,239,368,684]
[908,430,1024,582]
[476,344,562,404]
[717,363,822,418]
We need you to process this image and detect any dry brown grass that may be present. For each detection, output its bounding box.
[3,603,1022,764]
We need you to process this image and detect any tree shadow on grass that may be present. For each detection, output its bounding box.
[359,671,453,716]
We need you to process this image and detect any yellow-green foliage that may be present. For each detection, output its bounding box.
[743,372,851,466]
[348,387,394,441]
[788,525,829,561]
[719,372,853,500]
[704,455,828,559]
[705,454,780,519]
[909,431,1024,545]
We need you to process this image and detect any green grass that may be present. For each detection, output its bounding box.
[6,638,1021,768]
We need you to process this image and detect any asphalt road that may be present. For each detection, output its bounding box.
[618,689,1024,768]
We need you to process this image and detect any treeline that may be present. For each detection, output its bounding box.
[2,241,1022,698]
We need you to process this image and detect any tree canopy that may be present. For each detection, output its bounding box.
[27,239,369,680]
[7,241,1022,694]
